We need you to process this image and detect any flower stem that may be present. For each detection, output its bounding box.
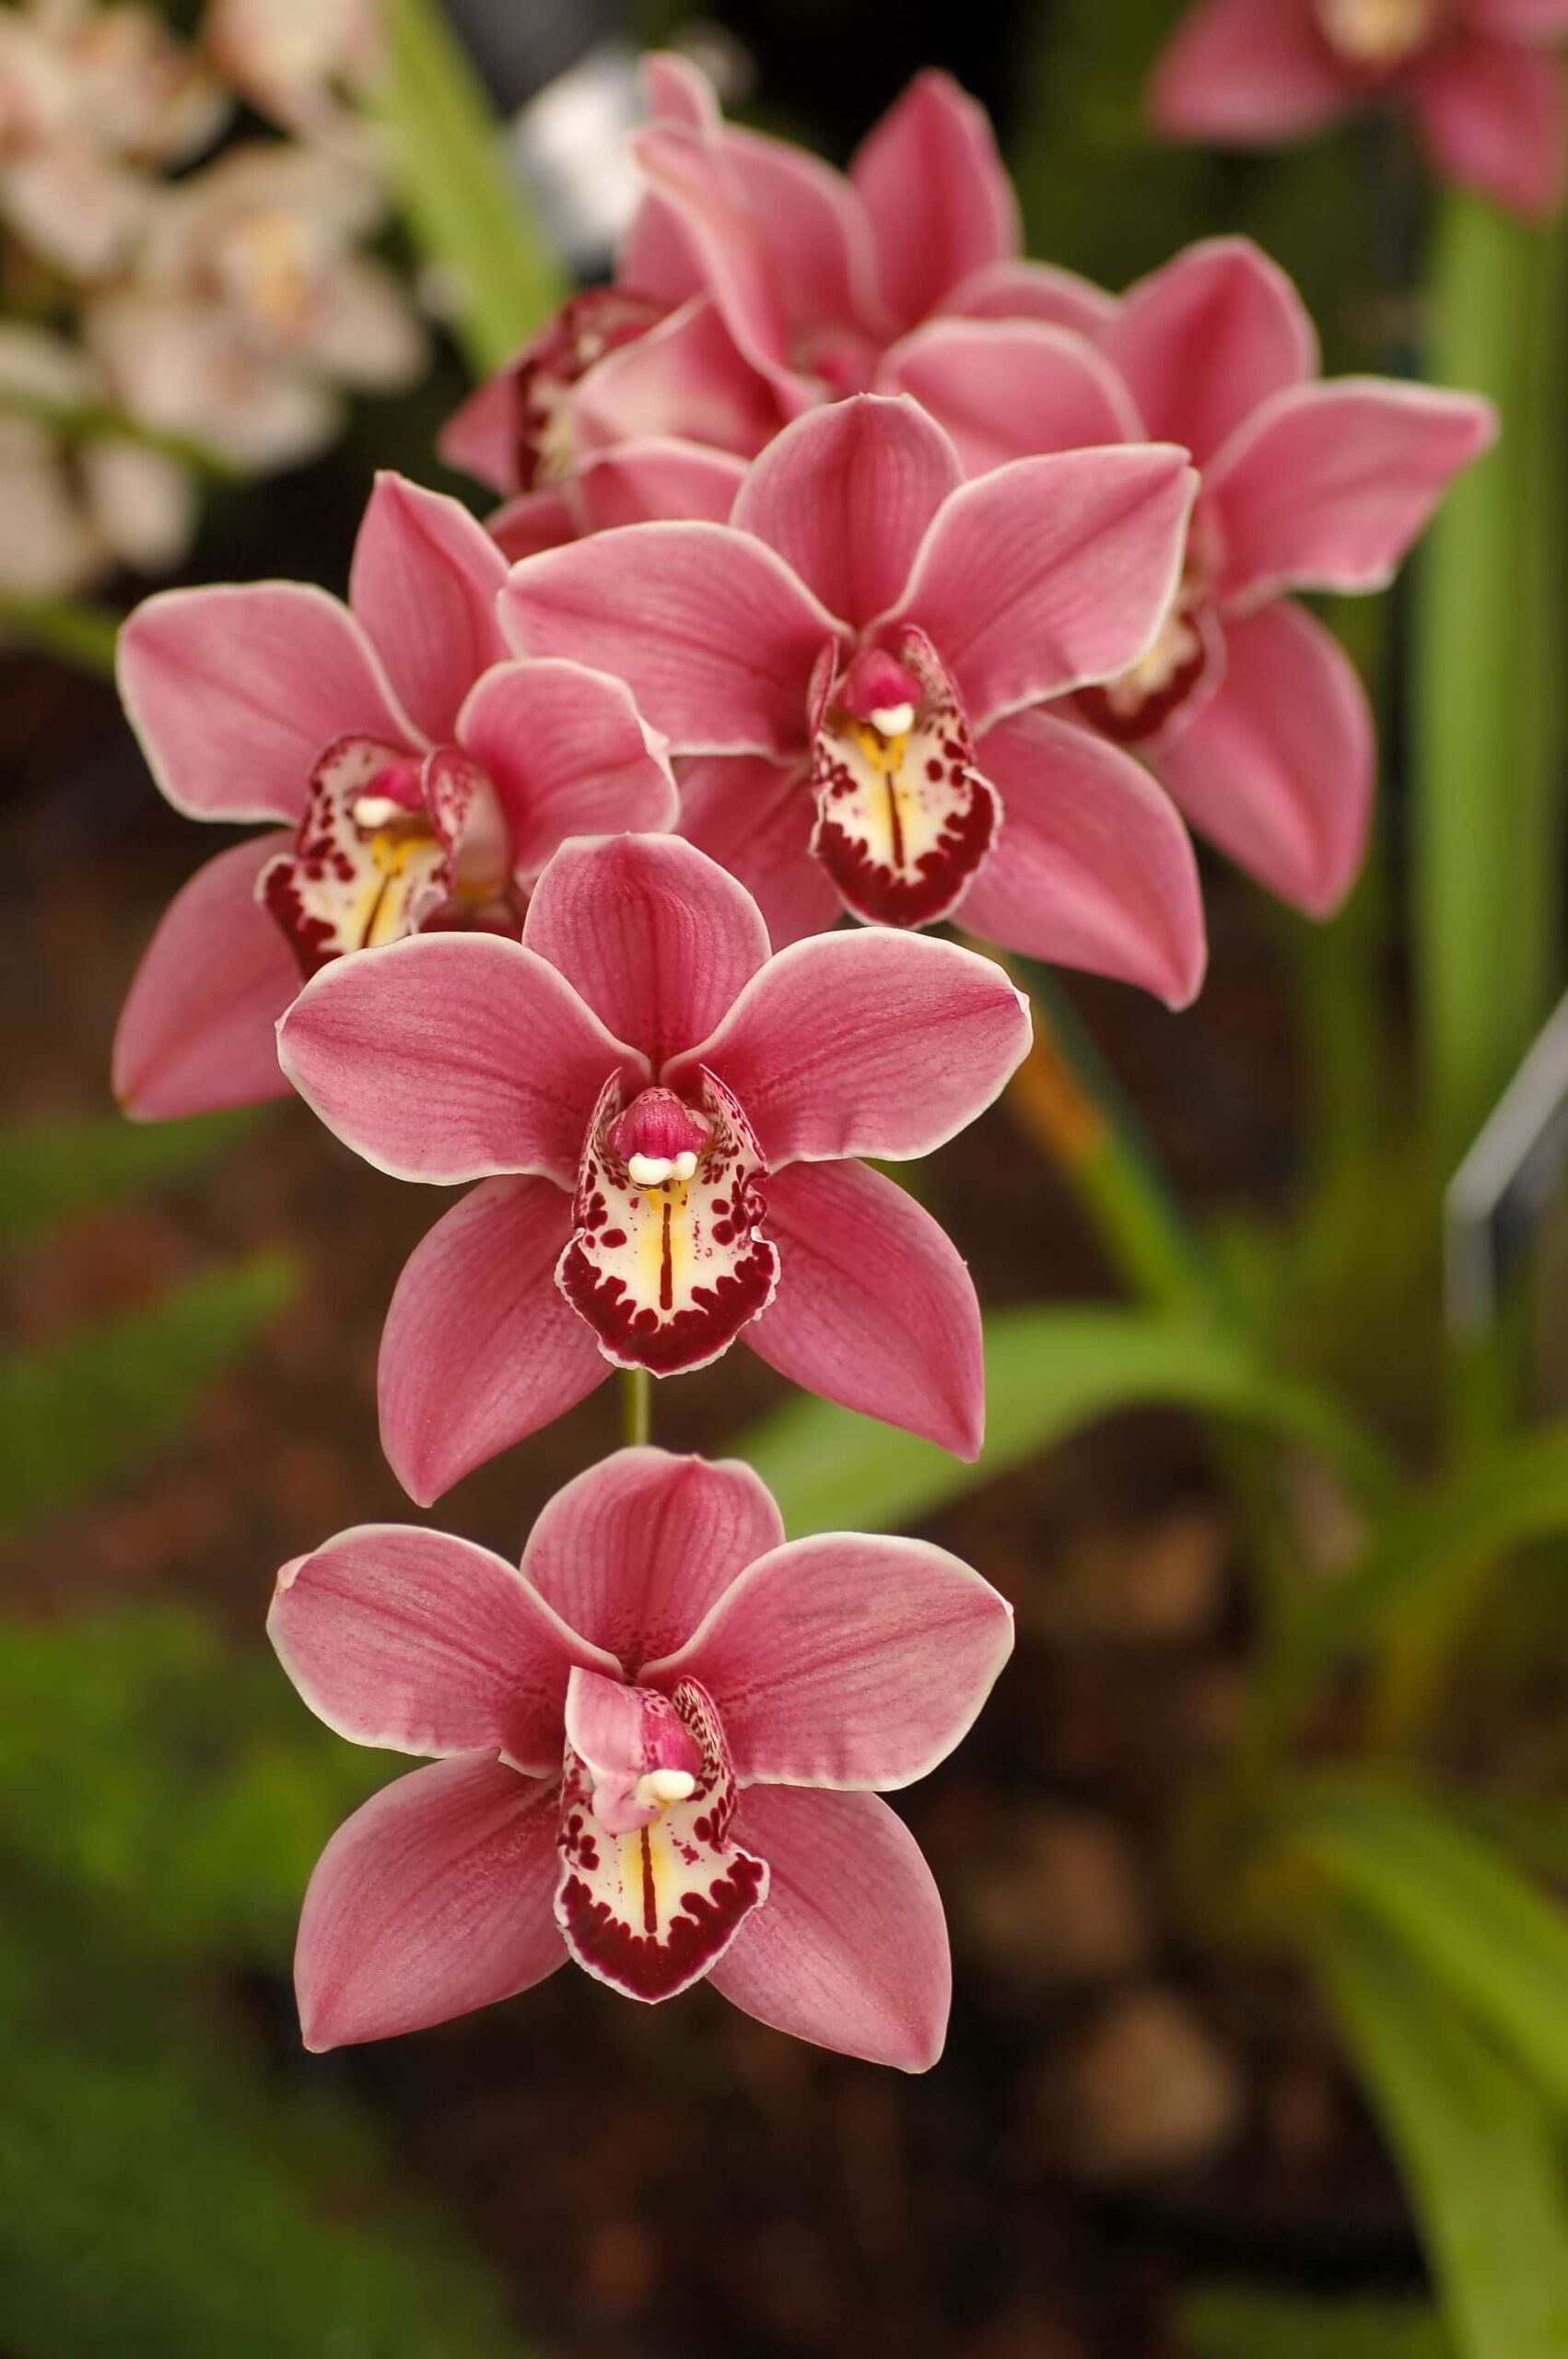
[621,1367,651,1449]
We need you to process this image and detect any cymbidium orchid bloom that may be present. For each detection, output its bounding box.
[0,0,227,278]
[439,53,1113,557]
[87,142,426,475]
[270,1448,1012,2068]
[275,833,1030,1500]
[203,0,380,140]
[0,322,193,597]
[112,472,677,1121]
[917,240,1495,913]
[1148,0,1568,217]
[497,393,1207,999]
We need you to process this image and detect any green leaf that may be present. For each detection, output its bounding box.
[0,590,121,677]
[1181,2285,1448,2359]
[0,1109,263,1246]
[1319,1910,1568,2359]
[732,1304,1398,1537]
[1281,1777,1568,2116]
[1257,1422,1568,1736]
[0,1889,529,2359]
[1412,194,1568,1168]
[0,1250,297,1533]
[375,0,566,376]
[0,1608,383,1966]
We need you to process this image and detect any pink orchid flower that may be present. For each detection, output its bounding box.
[439,53,1111,557]
[438,56,785,558]
[1148,0,1568,218]
[271,1448,1013,2068]
[275,833,1030,1500]
[112,470,677,1121]
[902,239,1495,914]
[497,393,1207,1000]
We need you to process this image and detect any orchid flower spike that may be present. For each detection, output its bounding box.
[497,393,1208,1001]
[275,832,1031,1498]
[111,470,678,1121]
[1148,0,1568,218]
[270,1448,1014,2070]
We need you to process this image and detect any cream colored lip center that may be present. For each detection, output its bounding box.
[1316,0,1434,66]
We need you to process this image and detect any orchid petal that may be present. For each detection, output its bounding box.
[640,48,721,129]
[112,835,299,1119]
[1210,378,1496,604]
[677,927,1029,1166]
[295,1755,564,2049]
[1154,599,1374,917]
[938,257,1117,336]
[453,660,678,881]
[1469,0,1568,38]
[573,439,746,529]
[849,70,1018,331]
[270,1525,614,1773]
[877,319,1141,474]
[743,1158,986,1458]
[521,1447,785,1674]
[379,1176,604,1506]
[486,488,580,561]
[630,127,814,404]
[499,523,840,758]
[677,755,841,950]
[649,1525,1012,1788]
[731,395,962,629]
[571,293,783,464]
[437,363,519,495]
[278,933,639,1185]
[1145,0,1354,143]
[521,833,771,1067]
[1413,33,1567,218]
[347,473,509,745]
[708,1786,950,2071]
[961,709,1207,1007]
[717,121,886,347]
[1105,236,1319,468]
[118,582,411,823]
[888,446,1199,732]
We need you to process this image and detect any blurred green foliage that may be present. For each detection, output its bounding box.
[0,1250,298,1536]
[1182,2286,1449,2359]
[0,1109,263,1247]
[739,1302,1396,1539]
[0,1610,524,2359]
[1323,1913,1568,2359]
[0,1109,531,2355]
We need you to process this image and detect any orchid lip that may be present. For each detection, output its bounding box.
[810,625,1000,931]
[556,1673,767,2002]
[556,1069,779,1377]
[260,735,525,979]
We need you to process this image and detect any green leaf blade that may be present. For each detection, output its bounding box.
[1320,1910,1568,2359]
[733,1304,1396,1537]
[375,0,566,376]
